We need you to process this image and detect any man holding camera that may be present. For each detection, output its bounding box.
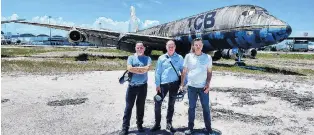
[119,41,152,135]
[150,40,184,133]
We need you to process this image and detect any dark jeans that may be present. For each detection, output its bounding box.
[187,86,211,130]
[154,81,179,125]
[122,83,147,130]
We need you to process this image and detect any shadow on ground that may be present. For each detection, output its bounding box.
[213,63,305,76]
[47,98,88,106]
[108,126,222,135]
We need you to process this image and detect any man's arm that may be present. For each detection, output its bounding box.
[127,65,144,74]
[139,56,152,73]
[180,67,188,87]
[155,57,162,87]
[205,68,212,87]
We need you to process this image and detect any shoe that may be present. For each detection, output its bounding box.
[205,128,214,135]
[184,129,193,135]
[137,124,145,132]
[119,129,128,135]
[150,124,161,132]
[166,123,176,132]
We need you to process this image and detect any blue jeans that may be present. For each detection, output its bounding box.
[122,83,147,130]
[187,86,211,130]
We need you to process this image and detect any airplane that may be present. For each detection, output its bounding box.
[6,5,292,66]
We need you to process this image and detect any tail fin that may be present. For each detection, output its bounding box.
[129,6,139,32]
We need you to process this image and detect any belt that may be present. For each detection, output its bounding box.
[129,83,147,87]
[161,80,179,86]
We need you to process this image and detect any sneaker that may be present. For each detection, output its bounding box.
[166,123,176,132]
[184,129,193,135]
[150,124,161,132]
[137,124,144,132]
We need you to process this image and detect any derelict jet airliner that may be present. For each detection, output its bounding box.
[8,5,292,65]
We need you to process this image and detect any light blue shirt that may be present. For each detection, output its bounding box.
[155,52,184,87]
[183,53,212,88]
[127,54,152,85]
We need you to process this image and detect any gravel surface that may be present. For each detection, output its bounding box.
[2,71,314,135]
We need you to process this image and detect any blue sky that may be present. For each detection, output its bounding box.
[1,0,314,37]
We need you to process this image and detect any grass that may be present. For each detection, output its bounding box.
[1,59,126,74]
[1,47,79,57]
[2,56,313,76]
[1,47,134,57]
[256,53,314,60]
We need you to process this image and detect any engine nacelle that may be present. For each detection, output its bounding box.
[221,49,237,59]
[244,48,257,58]
[212,50,222,61]
[68,30,86,43]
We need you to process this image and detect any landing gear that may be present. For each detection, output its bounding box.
[234,49,246,66]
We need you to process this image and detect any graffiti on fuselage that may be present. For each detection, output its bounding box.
[138,10,218,37]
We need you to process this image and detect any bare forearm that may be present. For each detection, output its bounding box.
[128,66,149,74]
[205,72,212,86]
[180,68,187,86]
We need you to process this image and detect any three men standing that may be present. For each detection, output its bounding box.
[151,40,184,132]
[120,38,214,135]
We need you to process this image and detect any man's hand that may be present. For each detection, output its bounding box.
[179,85,184,92]
[156,86,161,93]
[203,85,210,94]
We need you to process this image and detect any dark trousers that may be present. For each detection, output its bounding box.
[122,83,147,130]
[187,86,211,130]
[154,81,179,125]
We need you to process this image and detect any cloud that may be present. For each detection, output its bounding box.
[1,11,160,36]
[1,13,19,21]
[150,0,162,4]
[93,17,129,32]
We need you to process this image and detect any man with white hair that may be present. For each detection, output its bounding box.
[150,40,184,133]
[119,41,152,135]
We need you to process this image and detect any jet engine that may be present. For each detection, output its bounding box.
[244,48,257,59]
[68,29,86,43]
[212,50,222,61]
[221,49,238,59]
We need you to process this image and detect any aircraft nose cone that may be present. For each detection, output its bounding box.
[286,25,292,35]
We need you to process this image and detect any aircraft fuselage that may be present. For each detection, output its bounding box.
[136,5,292,53]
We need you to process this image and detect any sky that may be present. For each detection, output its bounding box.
[1,0,314,37]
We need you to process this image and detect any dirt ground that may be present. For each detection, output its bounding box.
[2,70,314,135]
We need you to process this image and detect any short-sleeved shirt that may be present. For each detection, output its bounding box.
[183,53,212,88]
[127,53,152,85]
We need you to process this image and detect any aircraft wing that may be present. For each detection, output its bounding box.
[287,37,314,41]
[1,19,26,24]
[13,21,172,47]
[15,21,121,38]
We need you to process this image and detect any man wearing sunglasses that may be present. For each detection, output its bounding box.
[150,40,184,133]
[120,41,152,135]
[179,38,214,135]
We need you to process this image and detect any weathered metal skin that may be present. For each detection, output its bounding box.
[135,5,291,53]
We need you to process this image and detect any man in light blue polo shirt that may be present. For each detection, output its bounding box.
[179,38,214,135]
[150,40,184,133]
[119,41,152,135]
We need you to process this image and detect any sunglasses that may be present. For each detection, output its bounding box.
[193,37,202,41]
